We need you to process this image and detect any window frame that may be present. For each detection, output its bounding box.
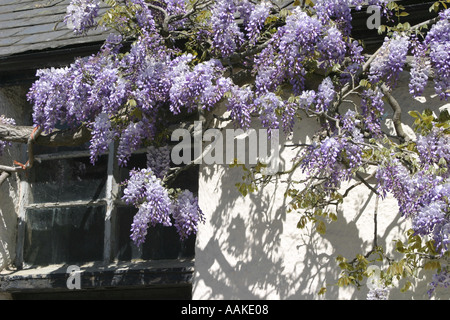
[14,143,195,269]
[14,144,117,268]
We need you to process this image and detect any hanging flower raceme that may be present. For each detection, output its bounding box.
[425,9,450,100]
[315,77,336,113]
[361,88,385,137]
[90,113,117,163]
[123,169,173,246]
[254,92,282,137]
[65,0,100,35]
[172,190,205,241]
[122,169,204,246]
[254,7,323,95]
[226,85,255,131]
[244,2,272,46]
[428,267,450,298]
[409,39,431,97]
[210,0,244,57]
[117,117,155,167]
[376,154,450,256]
[369,33,409,87]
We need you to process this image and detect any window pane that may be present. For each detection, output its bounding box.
[30,155,108,203]
[115,206,195,261]
[23,206,105,266]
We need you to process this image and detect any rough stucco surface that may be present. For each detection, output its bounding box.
[193,72,450,300]
[0,85,30,271]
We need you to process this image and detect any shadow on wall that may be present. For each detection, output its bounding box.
[194,164,409,299]
[195,164,294,299]
[193,71,449,300]
[193,118,386,299]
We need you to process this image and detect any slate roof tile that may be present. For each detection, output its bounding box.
[0,0,108,57]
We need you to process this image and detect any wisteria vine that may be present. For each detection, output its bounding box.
[1,0,449,299]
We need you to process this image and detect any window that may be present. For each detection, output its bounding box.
[9,141,197,298]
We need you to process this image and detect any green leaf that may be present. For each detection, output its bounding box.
[396,240,406,253]
[426,240,437,255]
[339,262,350,270]
[359,79,370,88]
[316,220,326,234]
[223,91,232,99]
[400,281,412,293]
[337,276,351,287]
[297,216,308,229]
[423,260,441,271]
[279,9,290,18]
[430,2,440,12]
[387,1,398,10]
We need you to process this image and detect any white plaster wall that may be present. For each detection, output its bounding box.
[193,72,450,300]
[0,85,31,271]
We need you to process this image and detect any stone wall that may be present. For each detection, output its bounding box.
[0,85,31,271]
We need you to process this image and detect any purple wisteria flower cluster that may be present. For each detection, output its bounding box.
[314,0,354,35]
[90,113,116,163]
[425,9,450,100]
[244,2,271,46]
[315,77,336,113]
[117,117,154,166]
[122,169,204,246]
[367,287,390,300]
[167,55,231,114]
[210,0,273,56]
[361,88,385,136]
[369,33,409,87]
[427,267,450,297]
[409,39,431,97]
[226,85,255,130]
[300,110,364,191]
[172,190,205,241]
[416,127,450,170]
[315,0,389,35]
[122,169,173,246]
[210,0,243,58]
[164,0,186,17]
[376,153,450,256]
[254,92,282,136]
[65,0,100,35]
[254,8,323,95]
